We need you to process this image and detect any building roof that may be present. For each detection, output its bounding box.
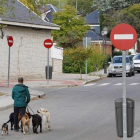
[0,0,59,30]
[86,30,102,41]
[86,30,110,42]
[85,10,99,25]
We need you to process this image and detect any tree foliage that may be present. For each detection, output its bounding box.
[93,0,140,14]
[63,46,91,79]
[67,0,95,16]
[52,5,90,48]
[103,4,140,35]
[0,0,7,15]
[89,45,107,73]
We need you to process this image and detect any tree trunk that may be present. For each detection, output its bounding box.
[96,67,99,76]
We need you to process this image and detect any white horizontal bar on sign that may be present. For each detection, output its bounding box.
[45,43,52,45]
[114,34,133,40]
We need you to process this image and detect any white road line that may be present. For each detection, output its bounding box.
[129,83,139,86]
[114,34,133,40]
[114,83,122,85]
[98,83,111,86]
[83,83,96,86]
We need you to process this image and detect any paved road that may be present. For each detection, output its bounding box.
[0,73,140,140]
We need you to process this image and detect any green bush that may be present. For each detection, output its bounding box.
[63,57,95,74]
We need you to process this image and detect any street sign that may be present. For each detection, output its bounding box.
[44,39,53,49]
[6,36,14,88]
[83,37,91,47]
[110,23,137,50]
[43,39,53,84]
[7,36,14,47]
[110,24,137,140]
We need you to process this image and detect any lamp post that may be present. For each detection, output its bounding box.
[102,27,108,73]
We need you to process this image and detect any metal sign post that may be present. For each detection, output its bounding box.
[83,37,91,81]
[44,39,53,84]
[8,47,10,87]
[85,37,87,81]
[122,51,127,139]
[47,49,49,84]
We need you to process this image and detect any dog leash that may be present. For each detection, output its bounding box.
[27,105,34,114]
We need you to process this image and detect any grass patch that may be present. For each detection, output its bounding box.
[0,93,5,96]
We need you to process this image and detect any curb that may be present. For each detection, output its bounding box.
[83,75,107,85]
[28,84,83,89]
[0,92,46,111]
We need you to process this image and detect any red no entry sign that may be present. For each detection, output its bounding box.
[7,36,14,47]
[44,39,53,49]
[110,23,137,50]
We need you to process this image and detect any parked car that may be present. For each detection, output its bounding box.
[107,55,135,77]
[133,53,140,73]
[130,54,135,59]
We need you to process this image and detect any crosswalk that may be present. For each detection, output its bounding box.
[83,82,140,87]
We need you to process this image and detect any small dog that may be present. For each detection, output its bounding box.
[2,123,8,136]
[21,114,30,135]
[37,108,51,131]
[7,112,21,130]
[32,114,42,134]
[26,112,42,134]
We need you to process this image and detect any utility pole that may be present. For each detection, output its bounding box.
[76,0,77,12]
[59,0,61,9]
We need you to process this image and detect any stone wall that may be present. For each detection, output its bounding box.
[0,25,53,81]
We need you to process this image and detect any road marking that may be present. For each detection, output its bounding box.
[98,83,111,86]
[114,34,133,40]
[114,83,122,85]
[129,83,139,85]
[83,83,96,86]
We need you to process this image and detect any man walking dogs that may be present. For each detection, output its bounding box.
[12,77,30,132]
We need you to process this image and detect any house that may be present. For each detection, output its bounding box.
[0,0,60,81]
[85,10,112,56]
[41,4,59,22]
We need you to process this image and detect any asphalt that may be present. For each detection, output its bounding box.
[0,70,106,110]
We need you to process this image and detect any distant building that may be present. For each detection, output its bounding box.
[85,10,112,56]
[41,4,59,23]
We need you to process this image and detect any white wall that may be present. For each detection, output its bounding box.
[0,26,52,81]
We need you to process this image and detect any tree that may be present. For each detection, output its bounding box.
[0,0,7,15]
[89,45,107,74]
[52,5,90,48]
[93,0,140,14]
[67,0,95,16]
[63,47,91,79]
[103,4,140,35]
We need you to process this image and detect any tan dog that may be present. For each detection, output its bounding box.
[37,108,51,131]
[21,114,30,135]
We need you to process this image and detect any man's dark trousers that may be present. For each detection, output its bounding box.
[14,106,26,130]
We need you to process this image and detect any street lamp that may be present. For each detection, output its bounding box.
[102,26,108,73]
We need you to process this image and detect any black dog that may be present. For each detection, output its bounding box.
[7,112,21,130]
[32,114,42,134]
[2,123,8,136]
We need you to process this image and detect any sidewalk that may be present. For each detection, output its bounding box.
[0,70,107,110]
[127,127,140,140]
